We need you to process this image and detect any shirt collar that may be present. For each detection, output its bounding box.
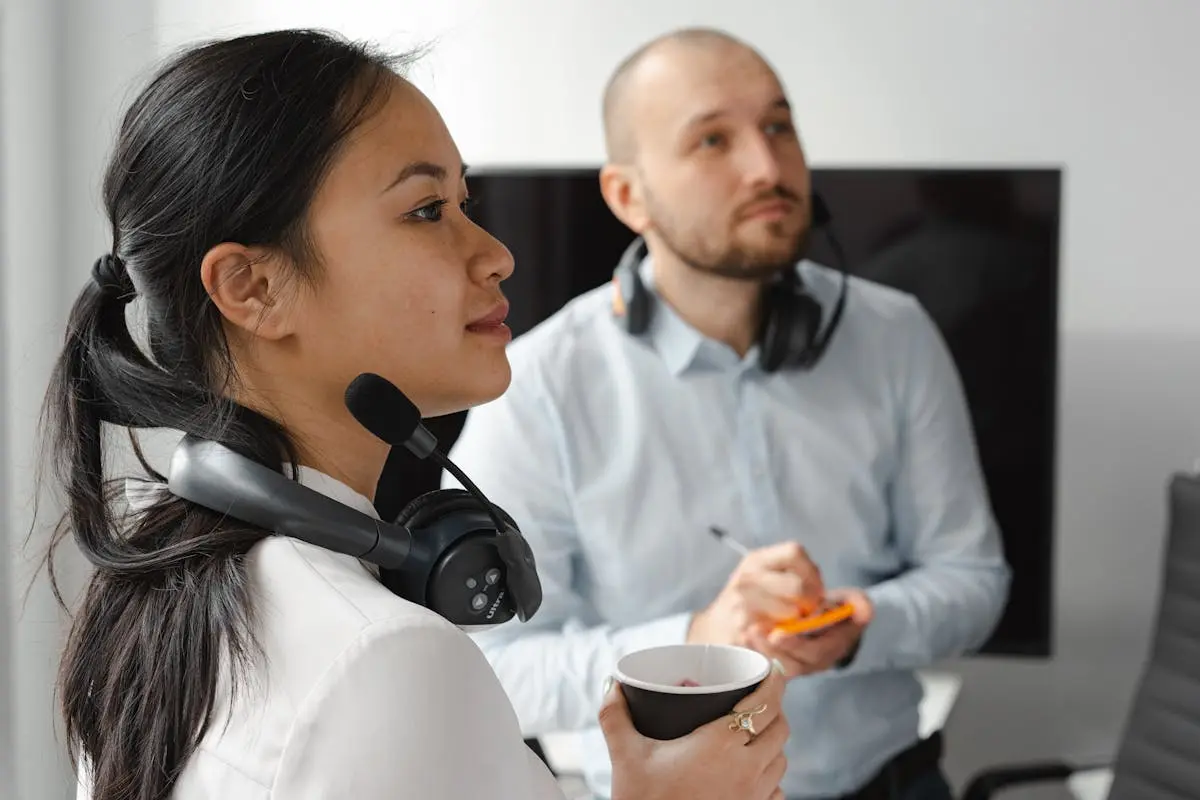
[292,465,380,519]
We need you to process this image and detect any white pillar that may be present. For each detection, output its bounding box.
[1,0,156,796]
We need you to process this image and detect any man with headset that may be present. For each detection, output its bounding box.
[444,27,1010,800]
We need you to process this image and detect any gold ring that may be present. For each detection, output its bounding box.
[728,703,768,743]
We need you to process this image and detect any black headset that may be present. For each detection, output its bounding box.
[612,193,849,372]
[165,373,542,627]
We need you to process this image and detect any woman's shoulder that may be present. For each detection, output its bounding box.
[247,534,460,669]
[254,539,547,798]
[194,534,545,796]
[265,612,556,798]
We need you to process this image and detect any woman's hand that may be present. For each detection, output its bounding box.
[599,665,789,800]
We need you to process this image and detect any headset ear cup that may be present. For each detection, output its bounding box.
[395,488,518,533]
[758,283,792,372]
[758,283,822,372]
[624,271,651,334]
[612,237,653,335]
[614,262,651,335]
[392,489,457,529]
[788,294,823,368]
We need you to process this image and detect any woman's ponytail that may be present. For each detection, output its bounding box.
[43,257,280,796]
[47,257,140,570]
[40,30,407,800]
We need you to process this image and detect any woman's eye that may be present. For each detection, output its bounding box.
[460,196,478,218]
[411,199,448,222]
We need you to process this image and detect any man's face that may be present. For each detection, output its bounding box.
[631,43,812,281]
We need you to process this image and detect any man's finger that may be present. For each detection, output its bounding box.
[740,579,806,620]
[747,631,813,677]
[749,570,808,604]
[763,626,856,671]
[825,588,874,626]
[747,541,815,572]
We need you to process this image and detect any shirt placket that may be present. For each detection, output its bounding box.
[733,368,781,546]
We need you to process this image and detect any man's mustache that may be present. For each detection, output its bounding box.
[736,185,803,215]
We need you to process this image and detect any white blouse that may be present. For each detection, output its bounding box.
[78,467,566,800]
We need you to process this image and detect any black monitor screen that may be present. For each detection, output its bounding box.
[383,166,1061,658]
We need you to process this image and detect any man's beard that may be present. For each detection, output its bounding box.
[646,193,810,282]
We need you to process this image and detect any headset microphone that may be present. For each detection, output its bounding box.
[344,373,543,623]
[343,372,435,458]
[344,373,511,535]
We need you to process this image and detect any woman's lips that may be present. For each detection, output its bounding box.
[466,302,512,340]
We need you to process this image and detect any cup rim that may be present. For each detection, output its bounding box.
[614,644,771,695]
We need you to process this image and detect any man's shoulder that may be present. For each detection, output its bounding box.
[800,261,930,334]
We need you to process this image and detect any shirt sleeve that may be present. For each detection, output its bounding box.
[272,619,565,800]
[444,357,692,736]
[845,299,1012,673]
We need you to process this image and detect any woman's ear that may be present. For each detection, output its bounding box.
[200,243,296,340]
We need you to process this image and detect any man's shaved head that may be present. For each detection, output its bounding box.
[602,27,767,164]
[596,27,810,285]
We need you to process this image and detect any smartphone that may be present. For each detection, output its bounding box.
[770,600,855,637]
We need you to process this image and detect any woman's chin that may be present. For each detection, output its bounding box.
[420,360,512,419]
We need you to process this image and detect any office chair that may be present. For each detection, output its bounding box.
[962,471,1200,799]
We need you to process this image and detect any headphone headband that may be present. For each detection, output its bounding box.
[168,437,413,568]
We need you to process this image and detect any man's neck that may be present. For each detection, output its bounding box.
[649,251,762,358]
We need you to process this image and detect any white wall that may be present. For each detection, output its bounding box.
[5,0,1198,796]
[158,0,1200,791]
[1,0,157,797]
[2,3,70,795]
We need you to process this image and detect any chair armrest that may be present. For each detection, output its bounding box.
[1067,767,1113,800]
[535,731,586,777]
[961,761,1097,799]
[916,670,962,740]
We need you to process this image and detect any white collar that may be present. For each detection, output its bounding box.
[291,465,379,519]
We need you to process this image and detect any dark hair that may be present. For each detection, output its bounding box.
[39,29,417,800]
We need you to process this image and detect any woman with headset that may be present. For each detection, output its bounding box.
[41,29,788,800]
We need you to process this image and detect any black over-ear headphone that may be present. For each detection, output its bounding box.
[166,373,542,627]
[612,193,849,373]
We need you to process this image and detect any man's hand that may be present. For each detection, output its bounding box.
[687,542,824,649]
[752,588,874,677]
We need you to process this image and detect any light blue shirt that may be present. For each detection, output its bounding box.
[444,257,1010,799]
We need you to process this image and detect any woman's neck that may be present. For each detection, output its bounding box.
[292,417,390,502]
[233,377,389,501]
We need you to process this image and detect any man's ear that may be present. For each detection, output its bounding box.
[599,163,651,235]
[200,243,296,341]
